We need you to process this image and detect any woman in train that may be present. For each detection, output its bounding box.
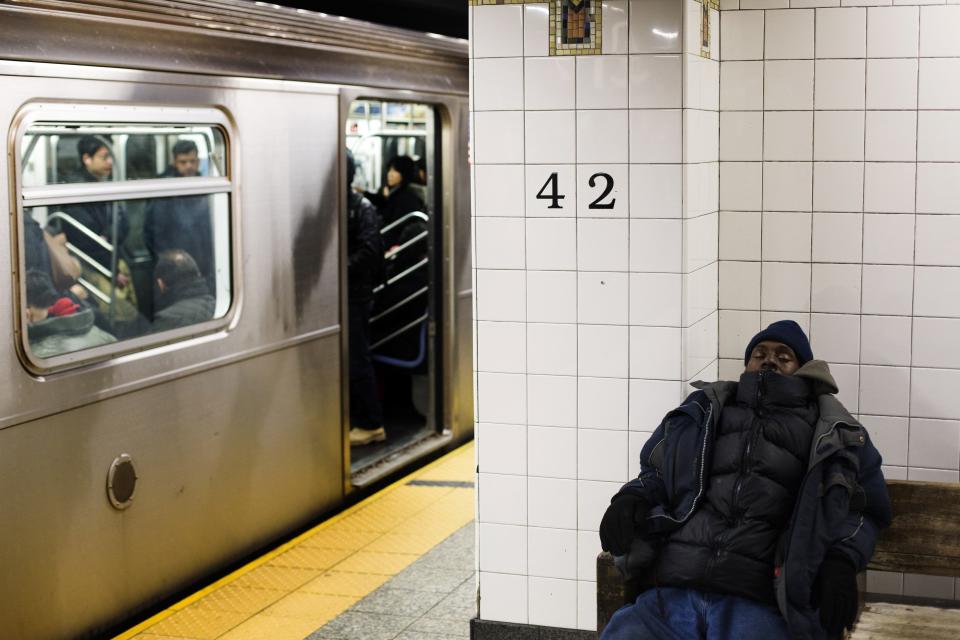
[361,155,426,245]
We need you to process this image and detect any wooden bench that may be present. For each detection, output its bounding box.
[597,480,960,639]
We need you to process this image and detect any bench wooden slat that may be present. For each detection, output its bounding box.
[850,602,960,639]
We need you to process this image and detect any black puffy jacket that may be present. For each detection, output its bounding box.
[656,370,818,605]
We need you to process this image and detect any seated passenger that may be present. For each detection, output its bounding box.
[599,321,891,640]
[25,270,116,358]
[151,250,215,333]
[144,140,215,292]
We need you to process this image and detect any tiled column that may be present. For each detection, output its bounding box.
[471,0,720,633]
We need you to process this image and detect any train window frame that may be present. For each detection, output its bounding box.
[9,102,240,374]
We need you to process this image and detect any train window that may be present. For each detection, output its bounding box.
[13,106,234,369]
[20,124,227,187]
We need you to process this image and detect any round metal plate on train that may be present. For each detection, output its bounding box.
[107,454,138,510]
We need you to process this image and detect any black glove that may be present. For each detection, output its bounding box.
[812,552,859,637]
[599,494,649,556]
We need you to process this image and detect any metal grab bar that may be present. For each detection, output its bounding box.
[370,313,428,350]
[47,212,115,253]
[370,286,428,323]
[380,210,428,235]
[372,257,428,294]
[77,277,111,305]
[384,230,427,261]
[63,242,112,279]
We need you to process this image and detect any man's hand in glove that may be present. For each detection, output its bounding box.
[812,552,859,637]
[599,494,649,556]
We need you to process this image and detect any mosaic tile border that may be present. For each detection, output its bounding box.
[550,0,602,56]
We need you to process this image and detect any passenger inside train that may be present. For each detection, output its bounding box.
[19,122,231,360]
[24,269,116,359]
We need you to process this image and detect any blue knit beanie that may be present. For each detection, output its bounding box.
[743,320,814,366]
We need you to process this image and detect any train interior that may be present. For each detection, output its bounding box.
[345,99,440,479]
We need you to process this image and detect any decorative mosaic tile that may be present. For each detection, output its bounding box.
[468,0,527,5]
[549,0,602,56]
[700,0,710,59]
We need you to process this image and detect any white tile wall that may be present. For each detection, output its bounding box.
[475,1,960,629]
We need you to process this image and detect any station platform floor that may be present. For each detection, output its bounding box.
[115,442,475,640]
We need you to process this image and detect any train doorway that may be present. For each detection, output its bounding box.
[344,99,443,485]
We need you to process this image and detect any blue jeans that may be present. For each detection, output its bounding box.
[600,587,790,640]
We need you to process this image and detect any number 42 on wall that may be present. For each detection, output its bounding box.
[535,171,617,211]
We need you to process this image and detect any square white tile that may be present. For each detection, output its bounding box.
[810,313,861,364]
[918,111,960,162]
[720,60,763,110]
[477,321,526,373]
[919,58,960,110]
[479,522,527,574]
[525,57,576,111]
[813,162,864,213]
[867,6,919,57]
[684,212,720,271]
[578,580,598,631]
[474,58,524,111]
[765,9,815,59]
[524,3,549,56]
[814,111,864,161]
[915,214,960,266]
[603,0,630,54]
[630,325,683,379]
[764,162,814,212]
[812,212,863,262]
[479,572,527,624]
[720,261,761,309]
[917,163,960,214]
[629,219,683,272]
[578,324,629,377]
[629,0,684,53]
[528,375,577,428]
[914,266,960,318]
[719,210,762,260]
[525,110,576,164]
[811,263,862,314]
[764,60,815,110]
[528,322,578,376]
[761,262,812,311]
[578,530,603,581]
[476,165,525,217]
[720,162,763,211]
[477,269,526,321]
[866,59,918,110]
[528,477,577,528]
[629,54,683,108]
[526,218,576,270]
[474,111,525,164]
[865,111,917,162]
[478,422,527,475]
[475,217,526,270]
[816,7,867,57]
[577,55,629,109]
[578,429,630,482]
[864,164,916,214]
[528,425,577,478]
[577,110,629,164]
[919,5,960,56]
[578,219,630,271]
[479,472,527,524]
[861,315,912,366]
[720,10,765,60]
[578,479,622,532]
[829,361,859,412]
[913,317,960,368]
[764,111,813,161]
[762,211,813,262]
[719,309,762,359]
[859,365,911,416]
[909,418,960,470]
[527,271,577,323]
[630,164,682,218]
[473,4,524,58]
[629,272,683,326]
[527,527,578,580]
[683,110,721,164]
[528,576,578,629]
[861,264,913,315]
[629,109,682,163]
[863,214,915,265]
[629,380,685,429]
[861,415,909,467]
[912,368,960,421]
[579,377,629,430]
[578,272,629,324]
[814,59,866,110]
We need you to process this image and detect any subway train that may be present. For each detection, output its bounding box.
[0,1,471,637]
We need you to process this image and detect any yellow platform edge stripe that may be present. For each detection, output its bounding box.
[113,441,474,640]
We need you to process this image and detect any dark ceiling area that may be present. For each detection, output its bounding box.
[276,1,469,39]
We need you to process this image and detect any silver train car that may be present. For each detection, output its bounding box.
[0,1,471,637]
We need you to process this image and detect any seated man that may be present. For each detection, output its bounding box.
[151,250,215,333]
[600,321,891,640]
[25,270,116,358]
